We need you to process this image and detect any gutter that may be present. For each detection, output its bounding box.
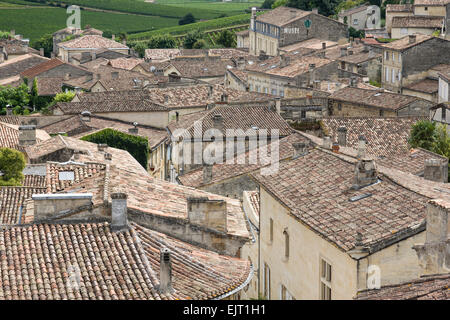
[212,264,254,300]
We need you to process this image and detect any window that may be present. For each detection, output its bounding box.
[392,52,395,61]
[392,68,396,83]
[320,258,332,300]
[425,6,428,10]
[400,28,408,35]
[379,109,384,117]
[271,88,277,95]
[338,103,342,111]
[281,285,295,300]
[283,228,289,258]
[340,61,345,69]
[269,218,273,242]
[384,51,389,61]
[264,87,268,94]
[398,70,402,81]
[301,110,306,119]
[279,90,284,97]
[385,67,389,82]
[353,18,358,25]
[264,263,271,299]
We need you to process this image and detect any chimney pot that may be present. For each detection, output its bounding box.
[212,114,224,131]
[337,126,347,146]
[332,142,340,153]
[104,152,112,160]
[357,135,367,158]
[203,164,213,184]
[322,42,326,50]
[159,248,173,294]
[111,192,128,232]
[323,136,332,149]
[292,141,307,158]
[409,35,416,44]
[6,104,13,116]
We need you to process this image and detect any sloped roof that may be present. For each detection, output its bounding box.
[0,187,46,225]
[392,16,443,28]
[251,147,449,252]
[386,4,413,12]
[0,54,49,80]
[58,35,128,50]
[413,0,450,5]
[20,58,65,78]
[403,78,438,94]
[355,274,450,300]
[53,99,168,115]
[381,34,435,51]
[329,87,424,111]
[0,221,251,300]
[256,6,311,27]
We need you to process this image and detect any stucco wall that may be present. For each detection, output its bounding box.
[97,111,169,128]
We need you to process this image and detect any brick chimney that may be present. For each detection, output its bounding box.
[158,248,173,294]
[203,163,213,184]
[187,197,227,233]
[110,192,128,232]
[292,142,307,158]
[409,35,416,44]
[424,159,448,183]
[352,158,378,189]
[18,125,36,146]
[413,199,450,275]
[337,126,347,146]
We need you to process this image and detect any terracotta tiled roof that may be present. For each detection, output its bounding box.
[403,78,438,94]
[381,34,434,51]
[247,191,260,217]
[208,49,250,59]
[386,4,413,12]
[251,147,449,252]
[228,68,248,83]
[171,105,293,138]
[329,87,423,111]
[0,122,51,152]
[0,54,49,80]
[392,16,444,28]
[178,133,309,188]
[256,6,311,27]
[145,49,181,61]
[0,39,29,55]
[280,38,338,52]
[0,187,46,225]
[20,58,65,78]
[321,117,447,175]
[22,175,46,188]
[107,57,143,70]
[53,99,168,115]
[170,56,234,78]
[0,116,22,126]
[36,77,64,96]
[337,51,381,64]
[58,35,128,50]
[246,54,332,78]
[355,274,450,300]
[75,89,150,102]
[0,221,251,300]
[145,84,273,109]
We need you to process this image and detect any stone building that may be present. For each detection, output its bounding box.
[386,4,414,34]
[328,86,434,117]
[336,45,382,83]
[338,4,373,31]
[236,30,250,49]
[391,16,445,39]
[248,6,348,56]
[438,67,450,102]
[380,34,450,93]
[430,102,450,132]
[250,133,450,299]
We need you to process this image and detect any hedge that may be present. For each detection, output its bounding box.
[81,128,149,169]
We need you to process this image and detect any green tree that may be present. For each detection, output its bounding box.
[408,120,437,150]
[53,91,75,103]
[432,124,450,159]
[148,35,176,49]
[30,78,38,110]
[0,30,10,40]
[348,26,365,38]
[103,30,113,39]
[261,0,276,8]
[286,0,341,16]
[0,148,26,186]
[335,0,365,16]
[183,30,204,49]
[179,13,196,26]
[132,41,148,58]
[193,39,207,49]
[0,84,30,114]
[216,30,236,48]
[272,0,288,8]
[32,33,53,57]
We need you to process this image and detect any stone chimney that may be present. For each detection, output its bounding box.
[208,85,214,99]
[357,135,367,158]
[81,110,91,122]
[220,93,228,103]
[158,248,173,294]
[51,52,55,59]
[424,159,448,183]
[352,158,378,189]
[280,54,291,68]
[32,193,93,222]
[337,126,347,146]
[322,42,326,50]
[39,48,44,57]
[19,125,36,146]
[292,142,307,158]
[104,152,112,161]
[212,114,224,131]
[413,199,450,275]
[97,143,108,152]
[187,197,227,233]
[274,97,281,114]
[111,192,128,232]
[6,104,13,116]
[128,122,139,135]
[409,35,416,44]
[348,50,353,56]
[203,164,213,184]
[323,136,332,149]
[340,47,347,57]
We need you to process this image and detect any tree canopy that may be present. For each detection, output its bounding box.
[0,148,26,186]
[179,13,196,26]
